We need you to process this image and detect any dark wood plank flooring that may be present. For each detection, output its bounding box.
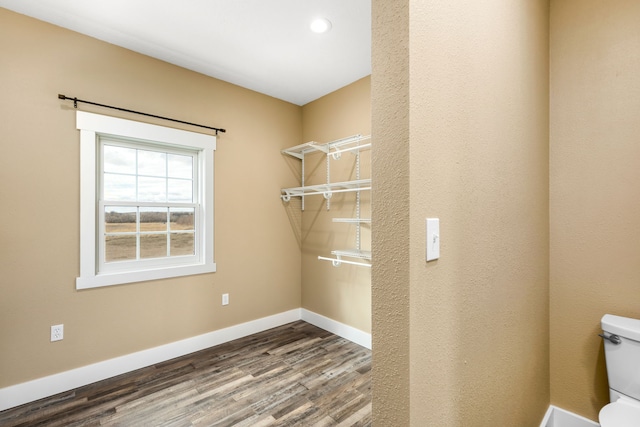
[0,321,371,427]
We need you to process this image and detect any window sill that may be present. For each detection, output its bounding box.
[76,262,217,290]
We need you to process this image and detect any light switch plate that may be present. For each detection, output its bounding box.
[426,218,440,261]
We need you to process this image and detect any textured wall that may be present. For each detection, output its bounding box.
[372,0,549,425]
[0,9,302,388]
[300,77,372,334]
[371,0,411,424]
[550,0,640,421]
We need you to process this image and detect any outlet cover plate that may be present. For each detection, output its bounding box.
[51,324,64,342]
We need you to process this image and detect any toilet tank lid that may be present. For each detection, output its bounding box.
[602,314,640,342]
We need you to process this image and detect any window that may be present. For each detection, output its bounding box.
[76,111,216,289]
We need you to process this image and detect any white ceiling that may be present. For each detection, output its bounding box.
[0,0,371,106]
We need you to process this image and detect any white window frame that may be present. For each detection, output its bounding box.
[76,111,216,289]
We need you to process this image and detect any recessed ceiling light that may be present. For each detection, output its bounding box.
[310,18,332,34]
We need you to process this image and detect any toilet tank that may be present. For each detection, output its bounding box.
[601,314,640,402]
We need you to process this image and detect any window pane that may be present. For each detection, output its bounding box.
[170,208,194,231]
[140,234,168,259]
[105,207,136,233]
[104,145,136,174]
[170,232,194,256]
[104,173,136,201]
[138,176,167,202]
[138,149,166,177]
[168,154,193,179]
[168,179,193,202]
[105,235,136,262]
[140,207,168,232]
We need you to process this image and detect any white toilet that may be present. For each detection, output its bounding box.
[599,314,640,426]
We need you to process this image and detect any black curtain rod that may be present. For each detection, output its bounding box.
[58,94,226,135]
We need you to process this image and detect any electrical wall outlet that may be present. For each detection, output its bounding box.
[51,324,64,342]
[222,293,229,306]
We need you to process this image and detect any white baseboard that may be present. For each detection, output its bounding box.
[301,309,371,350]
[540,405,600,427]
[0,309,301,412]
[0,308,372,412]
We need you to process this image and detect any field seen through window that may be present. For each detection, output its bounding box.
[104,210,195,262]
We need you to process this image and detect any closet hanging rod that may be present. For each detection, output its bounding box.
[58,94,226,135]
[328,134,371,148]
[329,143,372,157]
[318,256,372,268]
[332,218,371,224]
[282,186,371,202]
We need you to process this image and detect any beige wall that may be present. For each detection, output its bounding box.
[371,1,411,424]
[372,0,550,425]
[550,0,640,421]
[0,8,302,388]
[9,1,639,423]
[299,77,372,334]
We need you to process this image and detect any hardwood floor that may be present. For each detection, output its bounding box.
[0,321,371,427]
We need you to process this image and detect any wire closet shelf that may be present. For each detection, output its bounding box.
[280,134,371,268]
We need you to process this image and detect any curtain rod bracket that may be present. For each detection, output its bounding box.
[57,93,226,135]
